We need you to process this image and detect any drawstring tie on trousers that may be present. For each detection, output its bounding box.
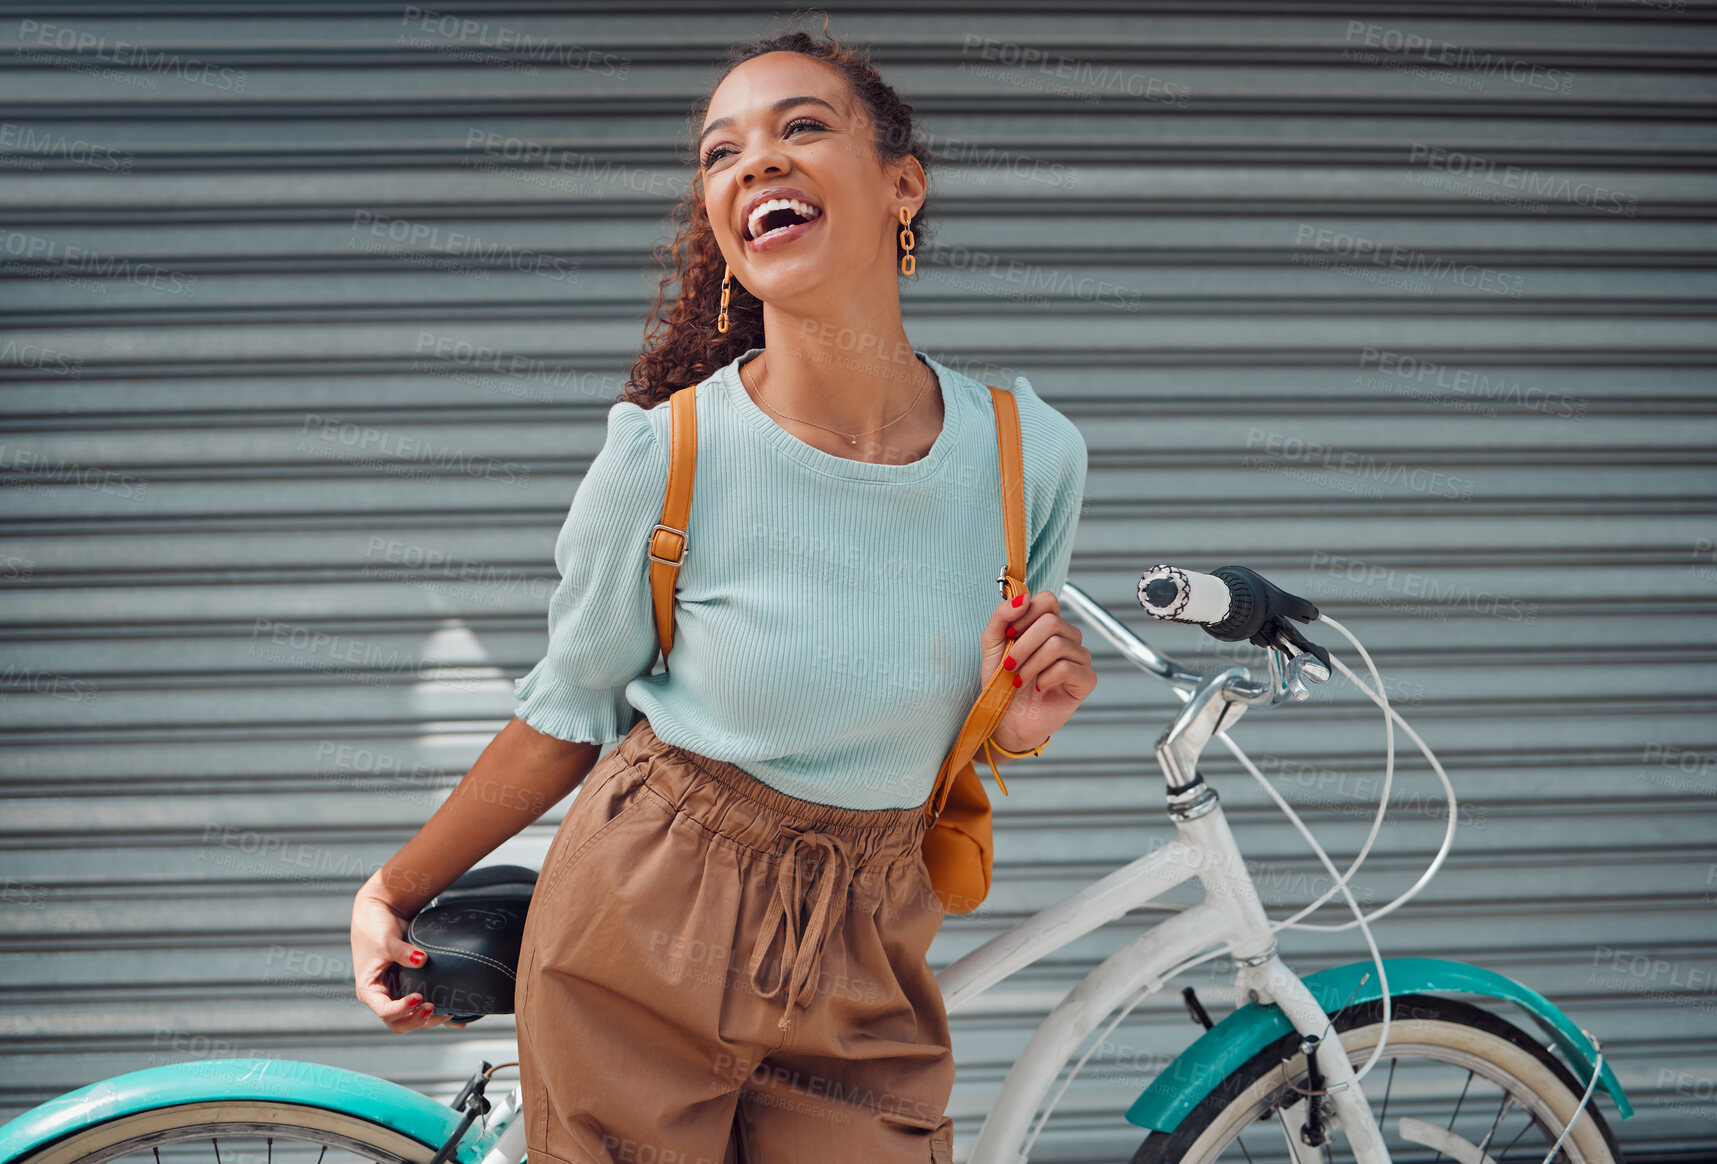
[747,825,853,1032]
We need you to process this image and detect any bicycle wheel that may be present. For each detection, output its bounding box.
[12,1100,444,1164]
[1131,994,1624,1164]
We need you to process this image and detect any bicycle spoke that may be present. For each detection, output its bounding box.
[315,1147,327,1164]
[212,1139,222,1164]
[1236,1125,1258,1164]
[1497,1110,1538,1160]
[1377,1057,1397,1133]
[1449,1070,1473,1130]
[1428,1068,1475,1164]
[1474,1093,1514,1159]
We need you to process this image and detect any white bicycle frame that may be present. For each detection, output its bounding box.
[935,581,1391,1164]
[9,585,1623,1164]
[466,583,1389,1164]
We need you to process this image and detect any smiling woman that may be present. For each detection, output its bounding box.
[627,19,952,468]
[351,11,1091,1164]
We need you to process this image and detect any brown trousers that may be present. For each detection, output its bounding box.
[515,717,956,1164]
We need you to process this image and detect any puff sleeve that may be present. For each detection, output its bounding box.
[511,401,667,745]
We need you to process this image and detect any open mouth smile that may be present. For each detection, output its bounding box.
[743,196,824,251]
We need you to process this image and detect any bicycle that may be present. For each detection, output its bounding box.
[0,563,1633,1164]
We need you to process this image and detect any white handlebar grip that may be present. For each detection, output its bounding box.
[1138,564,1234,625]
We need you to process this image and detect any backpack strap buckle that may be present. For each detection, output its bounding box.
[649,523,688,566]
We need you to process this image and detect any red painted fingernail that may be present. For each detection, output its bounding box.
[409,951,424,965]
[1012,675,1023,688]
[1012,595,1023,607]
[405,995,421,1006]
[419,1003,433,1015]
[1005,626,1016,639]
[1003,656,1015,670]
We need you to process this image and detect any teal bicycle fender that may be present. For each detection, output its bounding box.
[1125,956,1632,1132]
[0,1057,484,1164]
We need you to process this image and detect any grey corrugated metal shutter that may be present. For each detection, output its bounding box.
[2,6,1712,1161]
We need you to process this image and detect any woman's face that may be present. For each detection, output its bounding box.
[698,51,921,309]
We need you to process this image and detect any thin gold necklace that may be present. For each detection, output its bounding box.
[742,350,934,448]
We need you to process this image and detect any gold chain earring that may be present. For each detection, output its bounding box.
[717,264,731,333]
[898,206,915,276]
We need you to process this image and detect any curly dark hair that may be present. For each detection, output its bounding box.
[621,11,934,409]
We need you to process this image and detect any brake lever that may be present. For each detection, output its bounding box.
[1256,618,1331,681]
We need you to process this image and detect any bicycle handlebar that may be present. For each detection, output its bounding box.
[1138,564,1314,637]
[1137,564,1332,675]
[1057,582,1206,688]
[1060,562,1336,698]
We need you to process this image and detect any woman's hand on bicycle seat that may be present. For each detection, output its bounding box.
[350,877,468,1032]
[981,586,1097,751]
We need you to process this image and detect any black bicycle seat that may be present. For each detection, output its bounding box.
[384,864,538,1024]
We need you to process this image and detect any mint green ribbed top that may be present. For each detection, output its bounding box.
[512,345,1088,810]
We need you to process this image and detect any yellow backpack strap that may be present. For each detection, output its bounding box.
[925,385,1028,825]
[648,383,698,659]
[993,385,1028,590]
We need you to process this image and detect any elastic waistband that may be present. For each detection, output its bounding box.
[616,718,929,868]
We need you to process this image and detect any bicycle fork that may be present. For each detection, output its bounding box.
[1235,955,1391,1164]
[1161,670,1392,1164]
[1171,783,1391,1164]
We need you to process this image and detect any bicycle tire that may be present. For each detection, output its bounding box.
[12,1100,444,1164]
[1131,993,1625,1164]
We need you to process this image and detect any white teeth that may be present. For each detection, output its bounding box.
[746,197,822,241]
